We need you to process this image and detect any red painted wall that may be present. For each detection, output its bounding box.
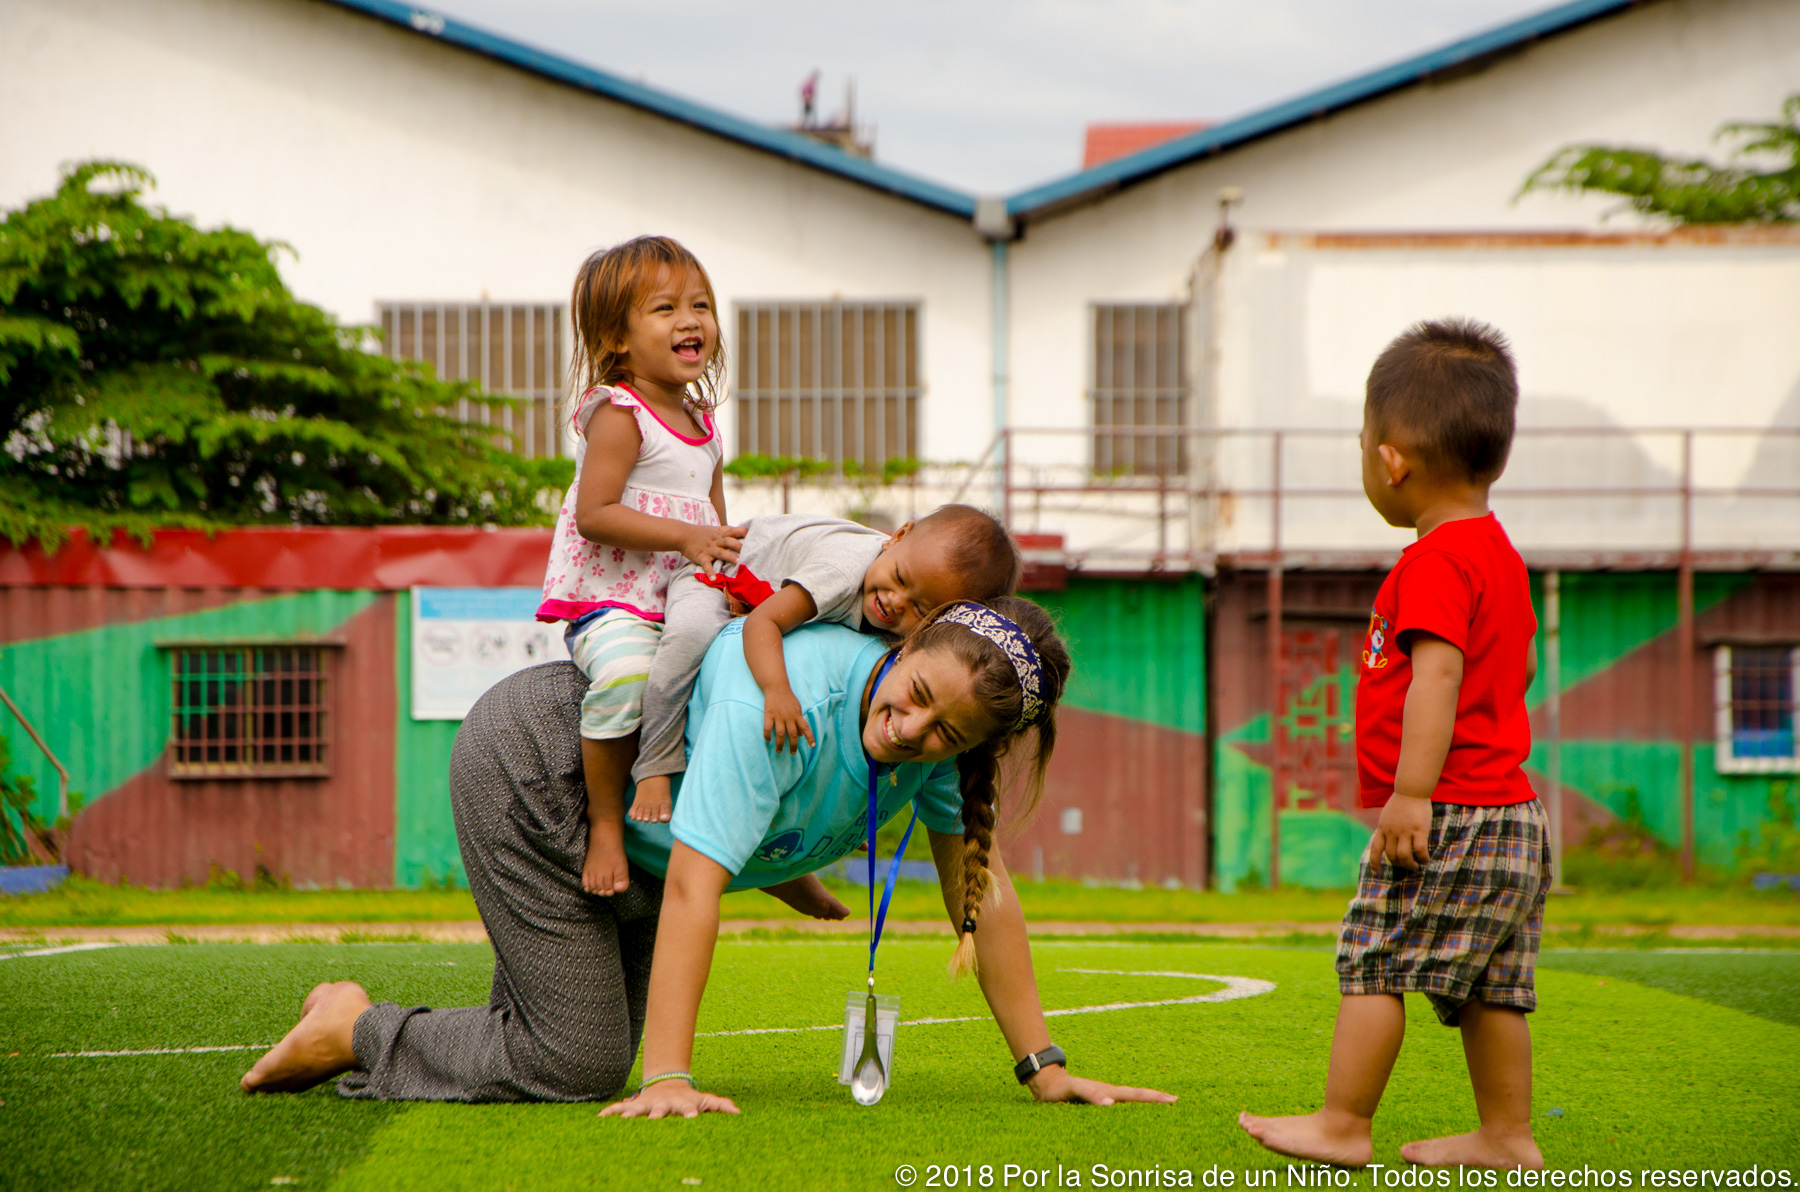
[1000,707,1208,887]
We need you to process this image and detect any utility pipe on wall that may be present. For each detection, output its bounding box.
[990,237,1009,513]
[974,198,1014,515]
[1544,570,1564,890]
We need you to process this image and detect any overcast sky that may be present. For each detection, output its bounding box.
[420,0,1558,194]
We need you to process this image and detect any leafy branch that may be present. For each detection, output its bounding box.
[1521,94,1800,224]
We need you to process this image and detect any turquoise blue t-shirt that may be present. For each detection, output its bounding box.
[622,620,964,889]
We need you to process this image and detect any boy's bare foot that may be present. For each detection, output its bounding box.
[760,873,850,920]
[628,776,673,824]
[582,821,631,896]
[1401,1129,1542,1170]
[241,981,370,1093]
[1238,1110,1373,1168]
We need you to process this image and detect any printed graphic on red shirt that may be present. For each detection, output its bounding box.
[1363,613,1392,670]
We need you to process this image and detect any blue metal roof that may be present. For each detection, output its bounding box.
[1005,0,1641,219]
[321,0,979,219]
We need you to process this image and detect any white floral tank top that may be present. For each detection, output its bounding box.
[537,385,722,623]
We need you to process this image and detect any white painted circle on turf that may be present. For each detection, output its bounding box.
[0,942,122,961]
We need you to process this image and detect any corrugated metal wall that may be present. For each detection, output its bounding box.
[1213,568,1800,889]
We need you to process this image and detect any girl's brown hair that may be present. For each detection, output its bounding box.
[566,235,727,414]
[900,595,1071,978]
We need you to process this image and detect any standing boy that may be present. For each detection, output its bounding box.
[1239,319,1550,1170]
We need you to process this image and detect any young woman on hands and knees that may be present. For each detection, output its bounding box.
[242,597,1175,1116]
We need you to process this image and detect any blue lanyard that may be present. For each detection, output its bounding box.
[866,652,919,976]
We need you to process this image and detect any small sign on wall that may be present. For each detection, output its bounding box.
[410,588,569,720]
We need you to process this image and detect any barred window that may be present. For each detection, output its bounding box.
[167,646,332,778]
[1090,303,1188,476]
[1714,645,1799,773]
[377,302,567,458]
[734,301,920,468]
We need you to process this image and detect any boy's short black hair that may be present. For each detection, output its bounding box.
[913,504,1021,597]
[1365,318,1518,483]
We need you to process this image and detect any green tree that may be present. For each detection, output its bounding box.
[1522,94,1800,224]
[0,162,570,551]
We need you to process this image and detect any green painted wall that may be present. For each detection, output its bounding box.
[1212,705,1373,893]
[1214,572,1786,891]
[0,593,377,824]
[391,596,467,889]
[1523,572,1749,704]
[1032,576,1206,734]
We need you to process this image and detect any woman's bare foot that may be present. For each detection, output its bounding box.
[1401,1128,1542,1169]
[1238,1110,1373,1168]
[760,873,850,920]
[241,981,370,1093]
[582,821,631,896]
[628,776,674,824]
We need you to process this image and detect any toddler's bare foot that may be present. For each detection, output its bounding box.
[761,873,850,920]
[629,776,674,824]
[241,981,370,1093]
[1238,1110,1373,1168]
[1401,1129,1542,1170]
[582,823,631,896]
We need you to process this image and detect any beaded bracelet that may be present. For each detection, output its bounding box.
[636,1070,697,1095]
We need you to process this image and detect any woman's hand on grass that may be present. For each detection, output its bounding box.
[599,1082,741,1120]
[1024,1065,1177,1107]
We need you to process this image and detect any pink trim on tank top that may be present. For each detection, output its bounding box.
[616,384,715,446]
[536,597,665,624]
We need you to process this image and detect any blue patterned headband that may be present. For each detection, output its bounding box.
[935,602,1046,732]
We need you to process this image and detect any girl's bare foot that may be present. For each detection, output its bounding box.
[241,981,370,1093]
[760,873,850,920]
[1238,1110,1373,1168]
[582,822,631,896]
[1401,1129,1542,1169]
[628,776,673,824]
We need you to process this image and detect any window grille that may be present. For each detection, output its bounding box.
[1714,645,1799,773]
[1090,303,1188,476]
[376,302,568,459]
[167,646,331,778]
[734,301,920,468]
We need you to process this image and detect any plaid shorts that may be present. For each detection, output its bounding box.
[1337,798,1550,1026]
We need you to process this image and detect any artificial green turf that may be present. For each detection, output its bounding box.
[1540,949,1800,1029]
[1,942,1796,1192]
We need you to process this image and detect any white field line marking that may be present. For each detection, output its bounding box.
[0,942,122,961]
[697,969,1275,1038]
[52,1044,272,1058]
[41,969,1278,1053]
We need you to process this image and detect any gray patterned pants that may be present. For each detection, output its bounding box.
[338,662,664,1102]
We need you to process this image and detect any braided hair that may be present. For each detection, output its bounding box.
[900,596,1070,978]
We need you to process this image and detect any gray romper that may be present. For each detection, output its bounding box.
[631,514,888,784]
[340,662,663,1102]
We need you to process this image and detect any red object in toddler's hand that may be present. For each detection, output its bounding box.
[696,563,775,611]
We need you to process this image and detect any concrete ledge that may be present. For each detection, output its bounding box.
[6,920,1798,945]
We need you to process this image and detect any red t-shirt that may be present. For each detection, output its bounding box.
[1356,514,1537,808]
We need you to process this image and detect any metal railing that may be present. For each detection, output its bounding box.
[985,425,1800,571]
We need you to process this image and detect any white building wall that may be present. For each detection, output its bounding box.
[1003,0,1800,565]
[0,0,996,485]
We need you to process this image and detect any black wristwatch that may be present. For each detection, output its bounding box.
[1014,1045,1067,1084]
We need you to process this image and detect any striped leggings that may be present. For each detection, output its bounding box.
[564,610,663,740]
